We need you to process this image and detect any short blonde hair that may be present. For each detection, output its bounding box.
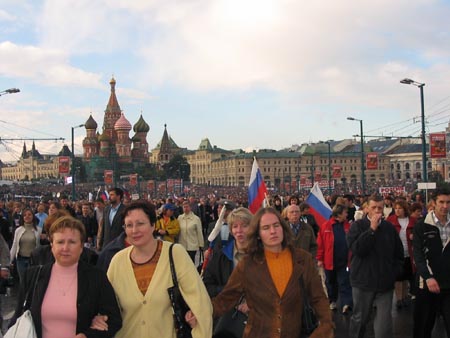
[49,215,86,243]
[227,207,253,232]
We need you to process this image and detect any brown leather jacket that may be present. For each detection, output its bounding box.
[212,248,334,338]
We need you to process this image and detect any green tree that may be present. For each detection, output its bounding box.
[162,154,190,180]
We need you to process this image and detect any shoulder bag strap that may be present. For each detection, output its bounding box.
[299,275,310,307]
[23,265,42,311]
[168,243,179,287]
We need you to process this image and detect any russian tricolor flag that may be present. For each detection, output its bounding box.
[248,157,268,214]
[306,182,332,226]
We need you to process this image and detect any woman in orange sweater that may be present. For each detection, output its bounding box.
[212,207,333,338]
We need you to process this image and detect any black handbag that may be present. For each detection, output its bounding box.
[213,295,247,338]
[299,276,318,338]
[167,244,193,338]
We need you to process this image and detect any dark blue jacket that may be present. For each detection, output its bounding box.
[97,232,126,273]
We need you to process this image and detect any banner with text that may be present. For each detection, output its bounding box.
[104,170,113,185]
[366,152,378,170]
[332,166,342,178]
[129,174,138,186]
[379,186,406,195]
[58,156,70,174]
[430,133,446,158]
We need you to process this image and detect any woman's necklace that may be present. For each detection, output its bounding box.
[131,241,159,265]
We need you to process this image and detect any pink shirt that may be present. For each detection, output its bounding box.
[41,263,78,338]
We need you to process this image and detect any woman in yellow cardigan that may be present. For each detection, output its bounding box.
[107,200,212,338]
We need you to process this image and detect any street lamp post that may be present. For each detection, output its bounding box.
[400,78,427,182]
[347,117,365,195]
[0,88,20,97]
[325,141,332,195]
[71,124,85,201]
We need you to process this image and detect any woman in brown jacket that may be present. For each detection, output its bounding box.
[212,207,334,338]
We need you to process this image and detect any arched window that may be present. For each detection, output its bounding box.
[405,163,410,170]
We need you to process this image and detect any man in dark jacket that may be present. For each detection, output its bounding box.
[347,195,403,338]
[97,232,127,273]
[98,188,125,250]
[413,188,450,338]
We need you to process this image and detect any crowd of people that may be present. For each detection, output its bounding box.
[0,184,448,338]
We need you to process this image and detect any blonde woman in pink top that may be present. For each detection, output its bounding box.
[10,216,122,338]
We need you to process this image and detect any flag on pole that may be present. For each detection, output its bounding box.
[248,157,268,214]
[305,182,332,226]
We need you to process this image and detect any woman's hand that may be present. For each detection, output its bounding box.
[90,314,108,331]
[237,302,249,315]
[185,310,197,328]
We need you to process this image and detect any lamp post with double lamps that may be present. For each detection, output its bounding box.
[347,117,365,195]
[400,78,427,182]
[71,124,85,201]
[324,141,332,195]
[0,88,20,97]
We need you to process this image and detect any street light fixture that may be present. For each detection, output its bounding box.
[347,117,366,195]
[324,140,333,195]
[400,78,427,182]
[0,88,20,96]
[71,123,85,201]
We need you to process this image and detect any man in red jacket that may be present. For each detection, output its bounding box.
[317,204,352,314]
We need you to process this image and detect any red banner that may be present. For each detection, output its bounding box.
[366,152,378,170]
[332,166,342,178]
[430,133,446,158]
[104,170,113,185]
[58,156,70,174]
[158,183,166,193]
[314,171,322,182]
[129,174,138,186]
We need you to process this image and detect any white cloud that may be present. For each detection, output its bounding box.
[0,9,16,22]
[118,88,153,101]
[0,42,103,88]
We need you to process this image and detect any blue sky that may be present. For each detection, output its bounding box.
[1,0,450,162]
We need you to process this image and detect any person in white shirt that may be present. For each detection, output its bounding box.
[178,201,204,262]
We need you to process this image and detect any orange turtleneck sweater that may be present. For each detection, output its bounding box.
[264,248,293,297]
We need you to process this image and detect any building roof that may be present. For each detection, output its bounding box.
[198,138,213,150]
[85,114,98,130]
[114,113,132,131]
[58,144,72,157]
[154,124,179,150]
[386,143,425,155]
[133,114,150,133]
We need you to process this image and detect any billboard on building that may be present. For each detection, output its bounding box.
[332,166,342,178]
[58,156,70,174]
[430,133,446,158]
[366,152,378,170]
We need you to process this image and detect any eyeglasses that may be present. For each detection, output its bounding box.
[123,221,150,230]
